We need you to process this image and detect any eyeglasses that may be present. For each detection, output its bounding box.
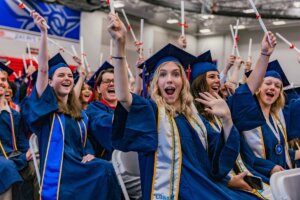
[101,79,114,85]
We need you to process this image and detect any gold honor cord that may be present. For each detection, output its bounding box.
[0,140,8,159]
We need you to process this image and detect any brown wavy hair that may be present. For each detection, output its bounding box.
[190,72,214,121]
[149,61,196,121]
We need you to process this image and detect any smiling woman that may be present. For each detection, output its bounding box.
[21,11,121,199]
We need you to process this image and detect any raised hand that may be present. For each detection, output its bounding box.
[107,13,127,45]
[261,32,277,56]
[177,35,187,49]
[195,92,231,120]
[30,11,47,33]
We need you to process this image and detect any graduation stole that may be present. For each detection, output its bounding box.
[41,113,65,200]
[234,154,272,200]
[242,110,292,169]
[209,115,222,132]
[151,104,207,200]
[77,111,88,147]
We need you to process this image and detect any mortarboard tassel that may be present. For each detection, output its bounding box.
[187,65,191,81]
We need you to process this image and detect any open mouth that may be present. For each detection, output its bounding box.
[61,82,71,88]
[107,88,115,94]
[266,92,274,98]
[165,86,176,95]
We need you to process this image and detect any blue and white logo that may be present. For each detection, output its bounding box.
[1,0,80,40]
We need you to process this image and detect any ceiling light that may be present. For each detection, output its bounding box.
[201,15,214,19]
[294,2,300,7]
[272,20,286,25]
[114,1,125,8]
[243,9,255,14]
[199,29,211,33]
[166,18,179,24]
[233,25,246,30]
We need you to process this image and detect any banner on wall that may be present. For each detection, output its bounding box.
[0,0,80,40]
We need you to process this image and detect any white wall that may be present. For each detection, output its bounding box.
[238,26,300,85]
[1,9,300,85]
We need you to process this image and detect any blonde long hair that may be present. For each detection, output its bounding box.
[149,61,196,121]
[256,82,285,116]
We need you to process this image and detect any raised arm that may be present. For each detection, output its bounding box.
[247,32,277,94]
[31,11,49,98]
[220,55,235,85]
[73,57,86,99]
[107,13,132,111]
[228,57,243,86]
[133,56,144,95]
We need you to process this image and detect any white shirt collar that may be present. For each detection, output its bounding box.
[0,100,11,114]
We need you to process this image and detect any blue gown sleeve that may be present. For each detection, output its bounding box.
[21,85,58,133]
[112,93,158,153]
[284,98,300,141]
[227,83,265,132]
[86,102,113,152]
[201,117,240,179]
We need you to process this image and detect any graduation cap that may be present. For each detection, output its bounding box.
[0,62,14,76]
[245,60,290,87]
[138,43,195,82]
[190,50,218,84]
[48,53,69,78]
[87,61,114,88]
[137,43,195,97]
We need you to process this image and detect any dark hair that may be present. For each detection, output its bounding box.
[8,81,17,98]
[93,68,114,101]
[190,72,214,121]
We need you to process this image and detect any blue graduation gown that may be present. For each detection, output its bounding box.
[86,101,114,160]
[112,93,260,200]
[227,84,265,132]
[225,83,275,180]
[0,109,29,193]
[21,86,121,200]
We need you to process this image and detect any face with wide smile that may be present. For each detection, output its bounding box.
[49,67,74,98]
[157,62,183,106]
[0,72,8,97]
[258,77,282,106]
[81,83,93,103]
[97,72,116,104]
[206,71,220,95]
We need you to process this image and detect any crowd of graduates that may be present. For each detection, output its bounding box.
[1,10,300,200]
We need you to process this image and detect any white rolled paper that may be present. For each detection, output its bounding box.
[22,54,28,74]
[48,38,73,57]
[16,0,50,29]
[229,25,240,56]
[140,19,144,57]
[71,45,78,57]
[99,53,103,65]
[247,0,272,46]
[110,0,115,14]
[248,38,252,58]
[181,1,185,36]
[110,39,113,57]
[121,9,137,42]
[276,33,300,53]
[27,43,33,67]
